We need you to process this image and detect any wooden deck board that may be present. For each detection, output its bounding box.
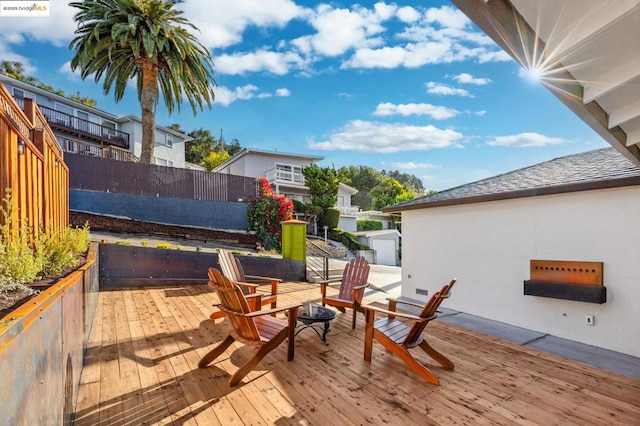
[76,282,640,425]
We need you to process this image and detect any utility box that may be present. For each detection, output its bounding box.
[281,219,308,261]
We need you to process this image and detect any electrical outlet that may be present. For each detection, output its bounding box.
[416,288,429,296]
[585,315,594,326]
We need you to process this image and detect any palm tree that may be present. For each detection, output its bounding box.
[69,0,216,163]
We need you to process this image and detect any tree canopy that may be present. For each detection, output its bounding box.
[302,164,339,210]
[0,60,96,107]
[69,0,216,163]
[338,165,427,210]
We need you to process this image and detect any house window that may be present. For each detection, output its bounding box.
[166,134,173,147]
[275,163,303,184]
[102,120,117,136]
[154,157,174,167]
[13,88,34,99]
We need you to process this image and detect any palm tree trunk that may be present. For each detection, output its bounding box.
[140,61,159,164]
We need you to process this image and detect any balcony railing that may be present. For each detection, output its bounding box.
[36,104,130,149]
[265,167,305,186]
[58,137,138,162]
[335,205,360,216]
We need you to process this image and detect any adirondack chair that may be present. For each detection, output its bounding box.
[218,248,279,310]
[362,279,457,385]
[319,256,371,329]
[198,268,300,386]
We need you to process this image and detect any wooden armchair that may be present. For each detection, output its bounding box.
[362,279,457,385]
[320,256,370,329]
[198,268,300,386]
[218,248,280,310]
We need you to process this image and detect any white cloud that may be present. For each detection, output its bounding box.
[424,5,470,30]
[392,162,438,170]
[478,50,512,63]
[453,73,491,85]
[426,82,471,97]
[297,3,393,57]
[374,102,459,120]
[181,0,306,49]
[214,50,307,75]
[420,174,436,181]
[487,132,569,147]
[396,6,421,23]
[213,84,290,106]
[308,120,464,153]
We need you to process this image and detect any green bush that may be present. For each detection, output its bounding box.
[319,207,340,228]
[327,228,369,251]
[357,220,383,231]
[292,199,306,213]
[39,223,91,277]
[156,242,171,249]
[0,194,91,295]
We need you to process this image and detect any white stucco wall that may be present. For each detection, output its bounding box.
[401,186,640,357]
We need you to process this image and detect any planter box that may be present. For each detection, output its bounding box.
[0,244,99,425]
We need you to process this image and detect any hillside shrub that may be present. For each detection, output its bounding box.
[327,228,369,252]
[319,207,340,229]
[0,193,91,296]
[247,178,293,252]
[357,220,383,231]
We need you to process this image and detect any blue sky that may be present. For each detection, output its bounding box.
[1,0,607,191]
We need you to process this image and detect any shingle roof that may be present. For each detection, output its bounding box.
[386,148,640,212]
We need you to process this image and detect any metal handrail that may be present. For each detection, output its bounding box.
[306,238,335,281]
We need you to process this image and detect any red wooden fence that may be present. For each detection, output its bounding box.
[0,82,68,235]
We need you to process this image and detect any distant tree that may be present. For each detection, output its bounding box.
[381,170,425,196]
[69,91,97,108]
[203,150,230,171]
[302,164,339,211]
[69,0,216,163]
[167,123,186,134]
[337,165,384,210]
[226,137,242,157]
[0,61,26,80]
[1,60,97,107]
[369,177,415,210]
[185,128,216,164]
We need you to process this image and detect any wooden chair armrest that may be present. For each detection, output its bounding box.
[386,298,424,310]
[245,303,302,317]
[361,304,428,321]
[232,281,259,292]
[244,274,282,283]
[319,278,342,284]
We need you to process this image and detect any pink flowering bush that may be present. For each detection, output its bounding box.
[246,178,294,251]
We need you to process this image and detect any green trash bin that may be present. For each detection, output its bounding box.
[281,219,307,261]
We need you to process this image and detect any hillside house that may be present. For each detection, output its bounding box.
[385,148,640,357]
[214,148,359,231]
[0,74,189,167]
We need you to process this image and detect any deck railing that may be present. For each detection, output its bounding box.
[0,85,69,234]
[37,104,130,149]
[265,167,305,186]
[58,137,138,162]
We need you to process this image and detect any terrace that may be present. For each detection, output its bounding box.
[73,280,640,425]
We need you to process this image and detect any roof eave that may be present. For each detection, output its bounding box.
[450,0,640,167]
[383,175,640,213]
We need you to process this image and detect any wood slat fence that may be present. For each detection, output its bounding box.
[0,82,68,235]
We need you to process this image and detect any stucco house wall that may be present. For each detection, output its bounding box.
[401,185,640,357]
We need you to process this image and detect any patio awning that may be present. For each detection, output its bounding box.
[451,0,640,166]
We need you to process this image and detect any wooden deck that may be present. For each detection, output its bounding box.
[75,282,640,425]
